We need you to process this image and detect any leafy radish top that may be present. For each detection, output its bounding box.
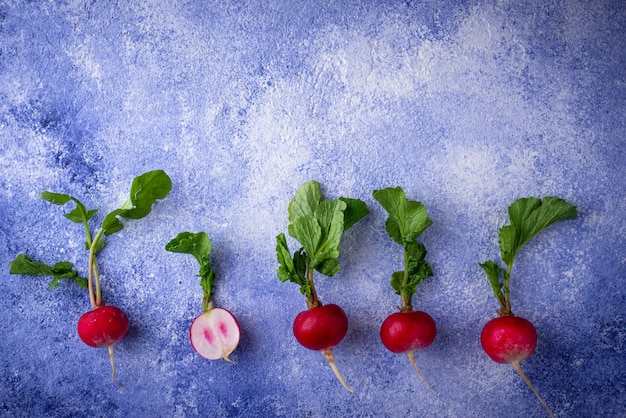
[9,170,172,309]
[373,187,433,311]
[165,231,216,311]
[276,180,368,308]
[480,197,578,316]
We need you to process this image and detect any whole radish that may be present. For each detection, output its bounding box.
[166,231,240,362]
[9,170,172,387]
[77,305,129,387]
[480,196,578,417]
[276,180,368,393]
[373,186,437,388]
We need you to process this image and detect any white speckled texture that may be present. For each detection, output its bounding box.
[1,1,624,416]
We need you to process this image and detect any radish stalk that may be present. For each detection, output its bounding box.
[166,231,241,362]
[373,187,437,389]
[480,196,577,416]
[276,181,368,392]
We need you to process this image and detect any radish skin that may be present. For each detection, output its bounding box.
[380,311,436,389]
[190,307,240,362]
[77,306,129,388]
[481,316,554,418]
[293,304,354,393]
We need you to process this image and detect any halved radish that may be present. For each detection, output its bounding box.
[190,307,240,362]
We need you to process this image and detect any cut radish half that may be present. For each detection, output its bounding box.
[190,308,240,362]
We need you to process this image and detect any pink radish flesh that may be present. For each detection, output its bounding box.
[77,306,129,348]
[77,306,129,388]
[292,304,348,350]
[380,311,436,353]
[190,308,240,362]
[480,316,537,364]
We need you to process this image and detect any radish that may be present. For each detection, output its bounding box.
[166,231,241,362]
[276,180,368,393]
[9,170,172,387]
[373,186,436,388]
[77,305,129,388]
[480,196,578,417]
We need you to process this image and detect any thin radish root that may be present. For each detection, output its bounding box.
[407,351,433,391]
[321,348,354,393]
[511,361,554,418]
[107,345,126,389]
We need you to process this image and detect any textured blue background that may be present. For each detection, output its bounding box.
[1,1,624,417]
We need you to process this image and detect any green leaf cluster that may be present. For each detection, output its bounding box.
[373,187,433,308]
[9,254,87,290]
[480,196,578,315]
[166,231,216,311]
[276,181,368,300]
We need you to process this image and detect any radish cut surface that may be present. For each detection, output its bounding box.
[190,308,240,361]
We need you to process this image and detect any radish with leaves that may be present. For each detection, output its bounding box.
[276,180,368,393]
[479,196,577,417]
[9,170,172,387]
[165,231,240,362]
[373,186,436,389]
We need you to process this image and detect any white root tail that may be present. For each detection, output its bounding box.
[107,344,126,389]
[511,361,554,418]
[321,348,354,393]
[407,351,434,391]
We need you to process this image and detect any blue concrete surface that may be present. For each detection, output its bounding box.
[1,1,624,417]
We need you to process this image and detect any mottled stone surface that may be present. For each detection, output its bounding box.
[0,1,624,416]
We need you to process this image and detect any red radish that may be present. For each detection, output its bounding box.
[373,187,437,389]
[190,307,240,362]
[480,196,577,417]
[77,305,129,388]
[292,304,353,393]
[480,316,553,417]
[166,232,241,363]
[276,181,369,392]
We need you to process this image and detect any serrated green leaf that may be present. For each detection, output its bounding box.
[165,232,211,265]
[373,186,432,243]
[500,196,578,268]
[339,197,369,230]
[9,254,54,275]
[390,271,404,295]
[315,258,341,276]
[287,181,322,225]
[385,217,403,245]
[289,216,322,262]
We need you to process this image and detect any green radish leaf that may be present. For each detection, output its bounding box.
[165,232,211,265]
[373,186,432,243]
[9,254,54,275]
[9,254,87,290]
[499,196,578,268]
[289,216,322,263]
[166,231,216,312]
[339,197,369,231]
[390,271,404,295]
[310,200,345,266]
[385,217,403,245]
[288,180,322,225]
[275,234,309,294]
[120,170,173,220]
[40,191,72,205]
[479,260,505,308]
[315,258,341,277]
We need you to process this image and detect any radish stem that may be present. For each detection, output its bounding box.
[107,344,125,389]
[511,361,554,418]
[321,348,354,393]
[407,350,433,391]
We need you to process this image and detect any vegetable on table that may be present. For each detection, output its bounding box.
[373,186,436,389]
[479,196,578,417]
[9,170,172,388]
[165,231,240,362]
[276,180,368,393]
